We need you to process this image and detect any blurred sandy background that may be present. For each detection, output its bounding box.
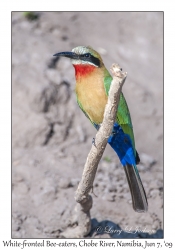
[12,12,163,238]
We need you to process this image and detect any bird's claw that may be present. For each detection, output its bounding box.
[92,137,97,148]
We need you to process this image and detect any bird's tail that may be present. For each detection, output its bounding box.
[124,163,148,212]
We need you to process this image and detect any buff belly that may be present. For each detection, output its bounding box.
[75,74,108,124]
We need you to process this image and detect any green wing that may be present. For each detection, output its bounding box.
[104,73,136,153]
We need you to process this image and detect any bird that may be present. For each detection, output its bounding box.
[53,46,148,212]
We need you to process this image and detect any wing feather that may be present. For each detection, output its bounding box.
[104,74,136,153]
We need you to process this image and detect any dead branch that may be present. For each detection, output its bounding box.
[61,64,127,238]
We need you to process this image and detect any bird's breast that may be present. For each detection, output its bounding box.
[75,70,108,124]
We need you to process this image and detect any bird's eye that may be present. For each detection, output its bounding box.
[84,53,91,58]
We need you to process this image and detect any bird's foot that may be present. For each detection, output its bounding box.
[92,137,97,148]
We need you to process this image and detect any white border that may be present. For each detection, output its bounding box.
[1,1,174,249]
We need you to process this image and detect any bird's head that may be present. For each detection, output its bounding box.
[53,46,104,68]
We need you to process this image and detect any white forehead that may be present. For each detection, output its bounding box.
[71,46,98,67]
[72,46,89,55]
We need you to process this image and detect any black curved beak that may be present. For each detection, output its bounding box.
[53,51,79,59]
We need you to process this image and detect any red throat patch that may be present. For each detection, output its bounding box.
[73,64,96,79]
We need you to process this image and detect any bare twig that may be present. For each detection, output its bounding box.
[61,64,127,238]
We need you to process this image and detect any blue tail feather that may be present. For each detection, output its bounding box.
[108,123,136,166]
[93,115,148,212]
[107,122,148,212]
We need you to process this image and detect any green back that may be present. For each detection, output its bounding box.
[104,70,136,154]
